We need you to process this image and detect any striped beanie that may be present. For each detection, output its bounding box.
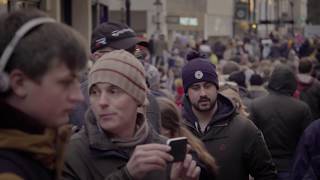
[88,50,147,105]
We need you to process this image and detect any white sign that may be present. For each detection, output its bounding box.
[305,25,320,38]
[179,17,198,26]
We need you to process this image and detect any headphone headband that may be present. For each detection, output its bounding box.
[0,17,55,72]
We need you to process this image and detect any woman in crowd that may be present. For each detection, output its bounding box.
[219,82,250,117]
[157,97,218,179]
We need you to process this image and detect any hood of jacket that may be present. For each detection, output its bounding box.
[0,100,71,179]
[267,65,297,96]
[182,93,236,130]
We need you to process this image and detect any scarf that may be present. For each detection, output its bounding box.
[85,107,150,149]
[0,125,71,180]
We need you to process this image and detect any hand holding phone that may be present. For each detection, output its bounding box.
[166,137,187,162]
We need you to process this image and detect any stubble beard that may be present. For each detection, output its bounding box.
[192,98,216,112]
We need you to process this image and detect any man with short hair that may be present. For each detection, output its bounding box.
[295,58,320,120]
[0,9,88,180]
[181,57,276,180]
[250,64,313,179]
[248,73,268,99]
[70,22,161,133]
[90,22,148,61]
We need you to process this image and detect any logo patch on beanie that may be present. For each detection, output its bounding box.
[194,70,203,80]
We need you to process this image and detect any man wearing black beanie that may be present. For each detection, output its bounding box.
[181,54,276,180]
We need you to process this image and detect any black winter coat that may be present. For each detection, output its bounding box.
[250,92,313,171]
[250,65,314,172]
[183,94,276,180]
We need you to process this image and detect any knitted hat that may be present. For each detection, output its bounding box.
[181,59,219,93]
[250,74,264,86]
[228,70,246,88]
[88,50,147,105]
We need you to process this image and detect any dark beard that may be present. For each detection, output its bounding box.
[192,98,216,112]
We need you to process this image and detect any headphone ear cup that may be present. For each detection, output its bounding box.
[0,72,10,93]
[0,17,55,94]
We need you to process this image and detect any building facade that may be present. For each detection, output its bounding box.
[0,0,309,45]
[106,0,166,37]
[0,0,92,44]
[256,0,307,37]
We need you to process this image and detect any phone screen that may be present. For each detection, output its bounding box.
[166,137,187,162]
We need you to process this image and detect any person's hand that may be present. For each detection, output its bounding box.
[126,143,173,179]
[170,154,201,180]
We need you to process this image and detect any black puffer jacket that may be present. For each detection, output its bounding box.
[183,94,276,180]
[250,65,313,171]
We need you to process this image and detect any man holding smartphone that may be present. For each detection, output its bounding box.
[63,50,200,180]
[181,54,277,180]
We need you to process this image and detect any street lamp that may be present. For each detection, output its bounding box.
[153,0,163,34]
[125,0,131,26]
[290,0,294,36]
[265,0,269,36]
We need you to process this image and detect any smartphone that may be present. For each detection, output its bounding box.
[166,137,187,162]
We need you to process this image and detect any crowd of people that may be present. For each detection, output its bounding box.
[0,9,320,180]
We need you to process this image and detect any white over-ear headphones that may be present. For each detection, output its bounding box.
[0,17,55,93]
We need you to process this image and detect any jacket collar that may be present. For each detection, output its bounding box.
[182,93,235,132]
[0,100,45,134]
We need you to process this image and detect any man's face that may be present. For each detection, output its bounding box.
[134,45,150,65]
[22,61,84,127]
[89,83,139,138]
[187,82,217,112]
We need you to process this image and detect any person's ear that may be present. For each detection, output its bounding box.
[9,69,29,98]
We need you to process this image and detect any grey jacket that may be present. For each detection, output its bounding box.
[62,111,168,180]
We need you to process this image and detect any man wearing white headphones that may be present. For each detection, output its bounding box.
[0,9,88,180]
